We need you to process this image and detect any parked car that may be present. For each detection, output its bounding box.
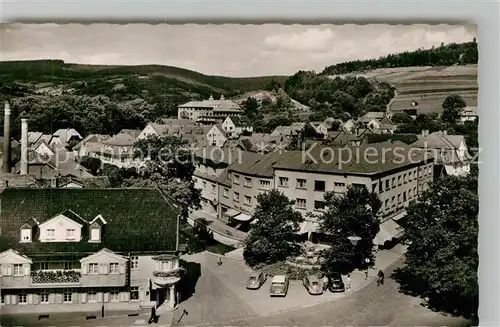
[247,271,267,290]
[269,275,289,297]
[328,272,345,292]
[303,274,323,295]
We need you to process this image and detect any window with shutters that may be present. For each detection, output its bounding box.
[89,263,99,274]
[88,288,97,302]
[130,287,139,300]
[40,290,49,303]
[63,289,72,303]
[13,264,23,276]
[131,256,139,270]
[109,263,119,274]
[18,292,27,304]
[110,288,120,301]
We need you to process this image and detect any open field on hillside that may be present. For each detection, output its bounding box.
[330,65,478,114]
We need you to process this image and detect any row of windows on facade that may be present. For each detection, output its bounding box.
[0,256,174,276]
[21,226,101,243]
[376,166,433,194]
[1,287,139,305]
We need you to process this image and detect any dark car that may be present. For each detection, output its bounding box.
[328,273,345,293]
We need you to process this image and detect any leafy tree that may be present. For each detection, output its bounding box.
[79,156,103,175]
[243,190,304,266]
[241,97,259,119]
[391,112,412,124]
[132,135,201,219]
[441,94,467,124]
[316,186,381,274]
[394,174,478,321]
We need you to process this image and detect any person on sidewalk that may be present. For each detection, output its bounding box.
[321,274,329,291]
[217,257,223,266]
[346,273,351,290]
[377,269,385,286]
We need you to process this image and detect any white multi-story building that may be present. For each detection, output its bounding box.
[0,188,184,315]
[177,95,243,124]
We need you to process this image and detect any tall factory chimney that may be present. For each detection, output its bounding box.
[20,114,29,175]
[2,101,11,174]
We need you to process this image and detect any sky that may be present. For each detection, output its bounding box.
[1,23,476,77]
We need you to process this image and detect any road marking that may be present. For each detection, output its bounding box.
[134,319,146,325]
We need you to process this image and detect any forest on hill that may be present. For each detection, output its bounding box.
[321,39,478,75]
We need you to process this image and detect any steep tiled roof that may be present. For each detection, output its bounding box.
[103,133,136,146]
[228,151,293,178]
[0,188,178,254]
[273,141,430,175]
[118,129,141,139]
[72,134,111,150]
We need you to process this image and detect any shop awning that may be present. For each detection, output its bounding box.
[233,213,252,222]
[224,209,240,218]
[374,219,404,245]
[391,210,407,221]
[298,221,321,234]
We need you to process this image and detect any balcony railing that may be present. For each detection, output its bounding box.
[31,270,81,284]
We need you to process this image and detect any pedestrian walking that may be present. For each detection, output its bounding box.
[364,269,369,280]
[321,274,329,291]
[377,269,385,286]
[217,256,223,266]
[346,273,351,290]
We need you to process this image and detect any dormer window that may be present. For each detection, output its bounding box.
[90,227,101,242]
[20,227,32,243]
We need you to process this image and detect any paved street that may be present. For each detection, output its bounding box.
[176,257,471,327]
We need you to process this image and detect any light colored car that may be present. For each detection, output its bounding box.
[247,271,267,290]
[269,275,289,297]
[303,274,323,295]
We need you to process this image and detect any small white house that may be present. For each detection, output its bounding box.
[221,116,253,138]
[309,122,328,136]
[206,125,227,147]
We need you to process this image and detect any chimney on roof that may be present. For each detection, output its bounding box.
[20,113,29,175]
[2,101,11,174]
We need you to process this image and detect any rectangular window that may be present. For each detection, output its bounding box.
[211,184,216,193]
[391,196,396,207]
[131,256,139,270]
[259,180,271,190]
[202,181,207,188]
[296,198,306,208]
[130,287,139,300]
[110,288,120,302]
[13,264,23,276]
[90,228,100,241]
[398,176,402,186]
[385,180,389,189]
[314,201,326,211]
[334,182,346,187]
[63,289,72,303]
[40,290,49,303]
[109,263,119,274]
[64,262,73,270]
[403,173,407,183]
[89,263,99,275]
[244,177,252,187]
[296,179,307,189]
[18,292,27,304]
[233,174,240,184]
[384,199,389,209]
[40,262,49,270]
[46,229,55,239]
[352,183,365,189]
[233,192,240,202]
[379,181,383,193]
[403,191,407,202]
[88,288,97,302]
[397,194,401,203]
[314,180,326,191]
[66,228,75,239]
[279,177,289,187]
[391,178,396,188]
[244,196,252,206]
[223,188,229,198]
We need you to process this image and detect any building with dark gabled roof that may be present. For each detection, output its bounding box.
[0,188,184,314]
